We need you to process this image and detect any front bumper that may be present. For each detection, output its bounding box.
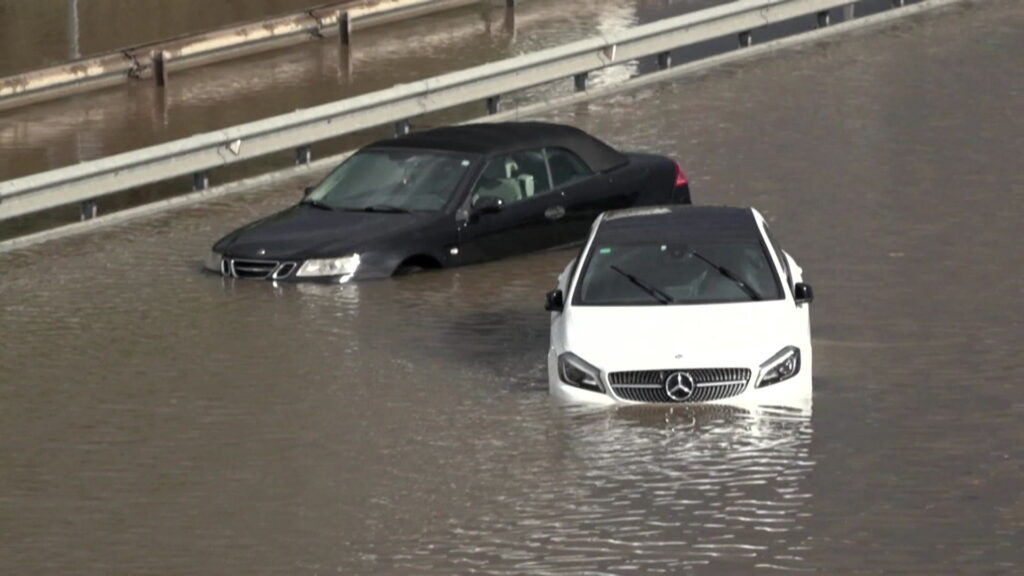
[205,254,372,283]
[547,348,812,407]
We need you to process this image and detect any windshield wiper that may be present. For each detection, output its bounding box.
[687,250,763,301]
[609,265,674,305]
[300,199,334,211]
[362,204,410,214]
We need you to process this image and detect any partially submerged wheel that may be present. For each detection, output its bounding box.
[393,265,424,276]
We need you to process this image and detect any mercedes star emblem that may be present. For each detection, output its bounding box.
[664,371,696,402]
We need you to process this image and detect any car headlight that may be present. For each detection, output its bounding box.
[756,346,801,388]
[205,251,223,273]
[557,352,604,393]
[296,254,361,278]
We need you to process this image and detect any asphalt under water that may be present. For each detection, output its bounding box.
[1,0,1023,573]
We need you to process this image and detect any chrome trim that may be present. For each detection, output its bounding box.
[609,380,747,389]
[604,368,753,403]
[272,262,297,280]
[697,379,748,388]
[665,371,696,402]
[221,257,296,280]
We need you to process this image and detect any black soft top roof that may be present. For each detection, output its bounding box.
[367,122,629,173]
[597,206,761,243]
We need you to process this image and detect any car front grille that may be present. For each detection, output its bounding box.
[608,368,751,403]
[222,258,297,280]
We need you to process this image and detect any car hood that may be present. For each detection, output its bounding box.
[214,204,439,260]
[562,300,808,370]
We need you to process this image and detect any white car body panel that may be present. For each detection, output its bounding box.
[548,207,812,409]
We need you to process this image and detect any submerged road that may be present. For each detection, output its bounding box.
[2,0,1023,573]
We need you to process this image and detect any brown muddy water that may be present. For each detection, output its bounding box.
[1,0,1023,574]
[0,0,892,183]
[0,0,725,182]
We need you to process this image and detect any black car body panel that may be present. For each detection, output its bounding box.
[209,122,691,282]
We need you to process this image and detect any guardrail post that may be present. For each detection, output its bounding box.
[193,172,210,191]
[154,51,169,87]
[80,200,97,221]
[843,4,855,21]
[339,12,351,47]
[892,0,905,6]
[657,51,672,70]
[486,95,501,115]
[816,10,830,27]
[504,6,516,36]
[394,120,411,137]
[738,31,752,48]
[574,72,588,93]
[295,145,312,165]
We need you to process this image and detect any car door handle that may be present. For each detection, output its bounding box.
[545,206,566,220]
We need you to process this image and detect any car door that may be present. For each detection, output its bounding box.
[544,147,628,247]
[456,149,564,264]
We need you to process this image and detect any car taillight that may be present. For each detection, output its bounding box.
[673,161,688,188]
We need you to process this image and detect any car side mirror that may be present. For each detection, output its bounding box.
[472,195,504,216]
[545,289,565,312]
[794,282,814,305]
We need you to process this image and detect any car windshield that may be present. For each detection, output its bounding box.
[574,238,782,306]
[306,149,473,212]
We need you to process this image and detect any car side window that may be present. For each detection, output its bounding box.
[545,148,593,188]
[763,226,793,291]
[471,149,552,207]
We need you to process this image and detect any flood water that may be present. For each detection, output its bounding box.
[0,0,901,186]
[0,0,733,183]
[2,0,1023,573]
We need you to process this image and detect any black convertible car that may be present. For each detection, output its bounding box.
[206,122,691,282]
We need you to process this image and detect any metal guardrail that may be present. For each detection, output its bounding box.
[0,0,484,111]
[0,0,903,223]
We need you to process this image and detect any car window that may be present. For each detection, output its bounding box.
[471,149,552,207]
[763,225,793,291]
[545,148,593,188]
[308,149,473,211]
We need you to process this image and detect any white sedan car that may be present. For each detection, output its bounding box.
[546,205,813,406]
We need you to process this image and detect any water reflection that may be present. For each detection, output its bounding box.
[392,402,815,574]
